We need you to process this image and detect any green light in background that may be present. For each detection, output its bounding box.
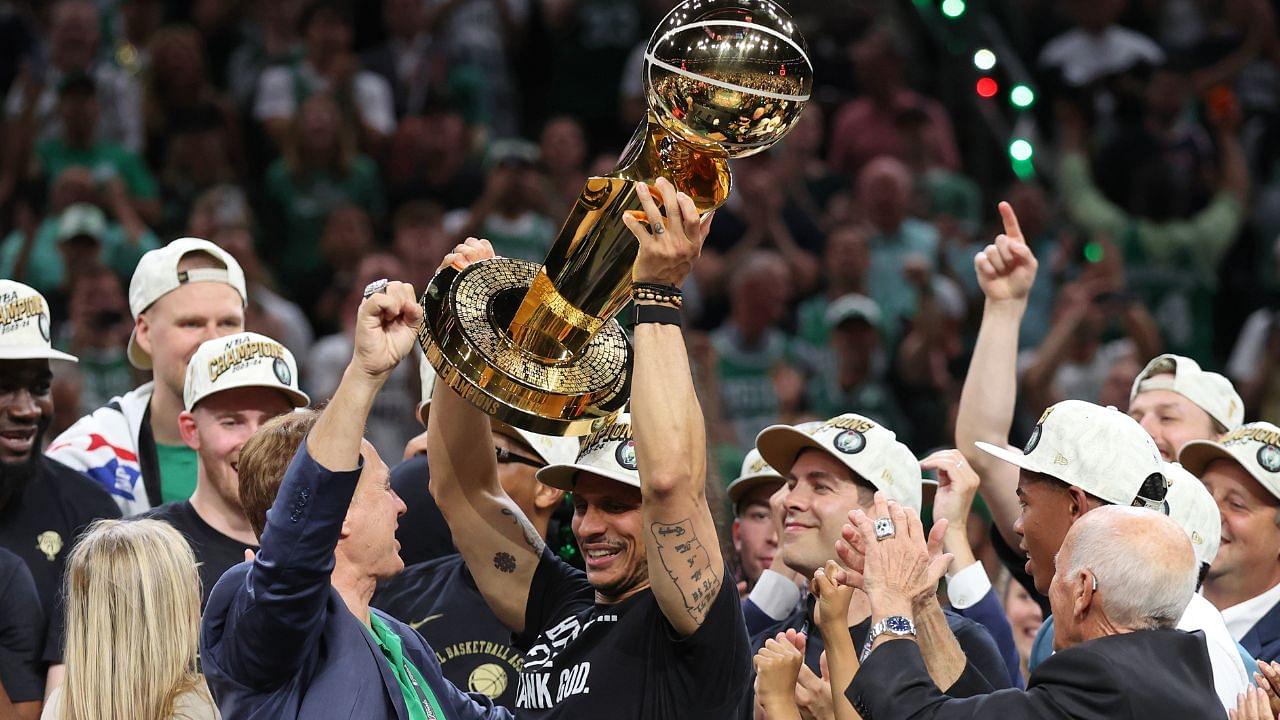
[1009,139,1034,162]
[1010,84,1036,109]
[1011,157,1035,180]
[941,0,966,17]
[1083,241,1104,263]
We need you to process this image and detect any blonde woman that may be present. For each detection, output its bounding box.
[44,519,220,720]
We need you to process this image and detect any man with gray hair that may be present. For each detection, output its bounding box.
[842,502,1225,719]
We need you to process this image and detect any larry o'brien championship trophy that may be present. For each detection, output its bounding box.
[418,0,812,435]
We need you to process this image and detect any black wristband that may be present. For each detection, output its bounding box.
[633,303,682,328]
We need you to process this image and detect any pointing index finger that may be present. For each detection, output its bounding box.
[998,201,1024,243]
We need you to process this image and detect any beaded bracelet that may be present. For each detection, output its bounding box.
[630,282,683,307]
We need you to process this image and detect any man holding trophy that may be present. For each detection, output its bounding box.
[416,1,808,716]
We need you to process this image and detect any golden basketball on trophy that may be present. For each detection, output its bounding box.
[417,0,812,435]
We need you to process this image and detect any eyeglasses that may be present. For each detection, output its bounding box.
[495,446,544,469]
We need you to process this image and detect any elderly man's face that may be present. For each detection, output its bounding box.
[340,440,408,580]
[1048,544,1084,650]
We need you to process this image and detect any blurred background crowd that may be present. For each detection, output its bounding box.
[1,0,1278,505]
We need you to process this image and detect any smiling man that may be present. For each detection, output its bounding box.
[47,238,247,515]
[427,179,751,719]
[1180,422,1280,662]
[0,280,119,712]
[1128,354,1243,461]
[143,331,309,604]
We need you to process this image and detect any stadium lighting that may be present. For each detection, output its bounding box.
[976,77,998,98]
[1010,84,1036,109]
[941,0,965,18]
[1009,139,1033,162]
[973,49,996,70]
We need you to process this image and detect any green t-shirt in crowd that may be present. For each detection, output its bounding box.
[156,443,199,505]
[36,139,159,198]
[368,612,447,720]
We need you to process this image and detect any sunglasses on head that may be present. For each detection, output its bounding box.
[495,446,544,469]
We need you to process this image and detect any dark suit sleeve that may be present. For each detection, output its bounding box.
[0,556,44,703]
[951,590,1025,688]
[948,610,1015,692]
[847,639,1123,720]
[214,441,362,690]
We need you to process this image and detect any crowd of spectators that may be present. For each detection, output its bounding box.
[2,0,1280,717]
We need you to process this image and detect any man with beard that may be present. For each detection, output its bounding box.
[428,178,751,718]
[0,280,119,698]
[144,331,310,604]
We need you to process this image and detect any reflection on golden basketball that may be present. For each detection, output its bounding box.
[644,0,812,157]
[468,663,509,699]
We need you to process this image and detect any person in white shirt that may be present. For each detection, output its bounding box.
[1181,422,1280,662]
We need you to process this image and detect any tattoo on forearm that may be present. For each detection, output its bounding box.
[651,519,719,624]
[501,507,545,553]
[494,552,517,573]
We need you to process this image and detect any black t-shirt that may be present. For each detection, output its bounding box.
[389,454,457,567]
[373,554,523,710]
[0,546,44,703]
[0,456,121,664]
[512,547,751,719]
[741,596,1013,718]
[142,501,257,606]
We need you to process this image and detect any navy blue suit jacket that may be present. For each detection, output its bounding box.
[1241,599,1280,663]
[199,442,512,720]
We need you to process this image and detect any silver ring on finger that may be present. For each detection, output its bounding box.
[873,517,895,542]
[653,220,666,235]
[362,279,389,299]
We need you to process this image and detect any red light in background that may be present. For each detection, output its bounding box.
[976,77,998,98]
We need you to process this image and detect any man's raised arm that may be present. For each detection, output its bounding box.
[954,202,1038,547]
[624,178,723,638]
[427,238,546,635]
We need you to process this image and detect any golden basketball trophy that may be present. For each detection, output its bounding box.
[418,0,812,435]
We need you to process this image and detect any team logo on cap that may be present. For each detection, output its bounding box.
[273,357,292,386]
[1259,445,1280,474]
[833,430,866,455]
[615,440,638,470]
[37,312,50,342]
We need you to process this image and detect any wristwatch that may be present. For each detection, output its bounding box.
[860,615,916,662]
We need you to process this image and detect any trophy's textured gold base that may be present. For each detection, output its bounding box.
[418,257,632,437]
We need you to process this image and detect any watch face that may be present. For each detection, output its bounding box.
[886,616,913,634]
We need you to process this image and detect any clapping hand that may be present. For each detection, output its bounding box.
[975,202,1038,304]
[1253,659,1280,717]
[1231,686,1277,720]
[846,493,952,618]
[754,630,806,720]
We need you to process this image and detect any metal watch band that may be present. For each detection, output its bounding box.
[860,615,917,662]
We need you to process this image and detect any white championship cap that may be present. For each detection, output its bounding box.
[1130,354,1244,432]
[0,280,77,363]
[726,448,785,506]
[1180,422,1280,502]
[755,414,924,511]
[537,413,640,491]
[825,293,881,330]
[1162,461,1221,567]
[127,237,248,369]
[976,400,1167,510]
[183,332,309,411]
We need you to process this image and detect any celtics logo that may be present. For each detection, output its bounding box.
[1259,444,1280,474]
[615,440,638,470]
[37,312,50,342]
[833,430,865,455]
[1024,425,1043,455]
[273,357,292,386]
